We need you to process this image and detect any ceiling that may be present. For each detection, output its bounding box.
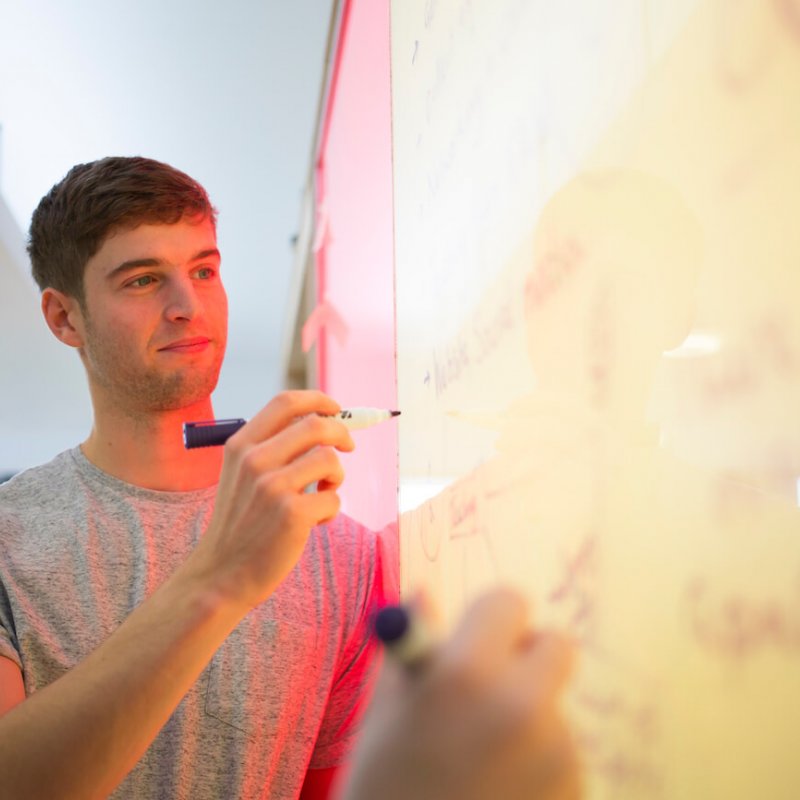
[0,0,334,433]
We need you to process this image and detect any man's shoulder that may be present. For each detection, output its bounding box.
[314,514,378,556]
[0,449,79,518]
[292,515,380,593]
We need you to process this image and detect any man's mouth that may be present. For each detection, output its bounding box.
[158,337,212,353]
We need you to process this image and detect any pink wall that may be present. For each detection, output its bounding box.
[312,0,397,533]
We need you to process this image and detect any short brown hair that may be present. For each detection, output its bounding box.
[28,156,217,304]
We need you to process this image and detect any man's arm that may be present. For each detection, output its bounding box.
[0,391,354,800]
[300,767,340,800]
[0,656,24,716]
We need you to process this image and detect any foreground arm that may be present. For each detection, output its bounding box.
[0,391,353,800]
[337,588,582,800]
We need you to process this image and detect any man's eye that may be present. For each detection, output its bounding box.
[196,267,215,279]
[129,275,154,288]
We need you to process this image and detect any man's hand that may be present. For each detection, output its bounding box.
[189,390,355,610]
[338,588,582,800]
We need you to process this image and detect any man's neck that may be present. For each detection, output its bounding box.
[82,400,224,492]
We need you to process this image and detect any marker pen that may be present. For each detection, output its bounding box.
[183,407,400,449]
[374,604,434,672]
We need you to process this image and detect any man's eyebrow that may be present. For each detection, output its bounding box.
[191,248,221,263]
[106,249,221,281]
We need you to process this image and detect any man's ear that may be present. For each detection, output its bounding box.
[41,288,86,348]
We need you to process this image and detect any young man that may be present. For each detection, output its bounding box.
[0,156,581,800]
[0,156,388,799]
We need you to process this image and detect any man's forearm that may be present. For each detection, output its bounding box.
[0,558,245,800]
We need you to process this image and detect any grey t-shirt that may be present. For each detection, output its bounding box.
[0,447,384,799]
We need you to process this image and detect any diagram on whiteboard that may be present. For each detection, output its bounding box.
[392,0,800,796]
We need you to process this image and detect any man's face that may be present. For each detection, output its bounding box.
[77,216,228,414]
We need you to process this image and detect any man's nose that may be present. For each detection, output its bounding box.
[164,277,200,322]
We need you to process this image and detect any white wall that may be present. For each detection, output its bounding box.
[0,195,91,474]
[0,0,333,474]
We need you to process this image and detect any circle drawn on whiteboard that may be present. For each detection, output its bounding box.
[421,501,442,562]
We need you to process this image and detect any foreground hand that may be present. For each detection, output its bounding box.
[190,390,354,609]
[338,588,582,800]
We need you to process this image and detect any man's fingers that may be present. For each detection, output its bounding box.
[237,414,355,475]
[231,390,342,445]
[283,446,346,494]
[443,588,531,680]
[518,631,576,706]
[298,485,342,527]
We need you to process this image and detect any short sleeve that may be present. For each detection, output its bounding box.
[0,505,21,669]
[0,631,22,669]
[0,582,22,669]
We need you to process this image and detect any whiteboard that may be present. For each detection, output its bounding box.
[391,0,800,797]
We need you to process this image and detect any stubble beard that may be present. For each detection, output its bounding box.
[82,318,225,414]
